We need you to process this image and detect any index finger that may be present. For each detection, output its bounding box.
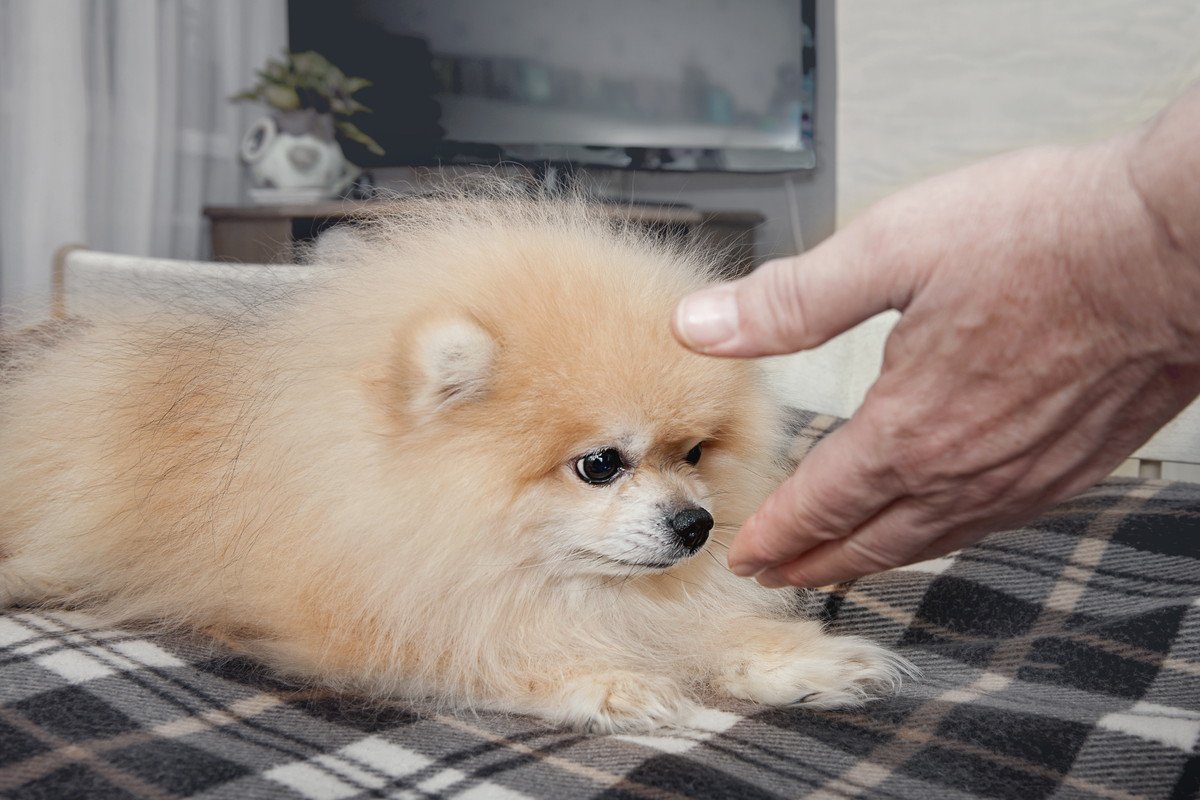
[728,412,901,576]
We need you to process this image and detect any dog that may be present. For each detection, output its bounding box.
[0,188,911,733]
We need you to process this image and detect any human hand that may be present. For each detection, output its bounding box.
[673,137,1200,587]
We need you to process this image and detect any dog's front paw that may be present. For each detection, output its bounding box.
[721,624,916,709]
[550,672,697,734]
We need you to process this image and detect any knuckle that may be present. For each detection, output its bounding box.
[740,532,786,566]
[855,213,894,265]
[868,414,994,502]
[849,212,908,303]
[741,260,815,350]
[842,536,904,575]
[777,561,822,587]
[879,431,1029,517]
[856,404,936,493]
[764,490,845,545]
[961,465,1022,508]
[888,450,946,496]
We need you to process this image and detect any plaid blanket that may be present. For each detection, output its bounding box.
[1,410,1197,799]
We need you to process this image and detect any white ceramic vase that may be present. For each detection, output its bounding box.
[240,108,358,203]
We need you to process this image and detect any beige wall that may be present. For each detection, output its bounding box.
[837,1,1200,223]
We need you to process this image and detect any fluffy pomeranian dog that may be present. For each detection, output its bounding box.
[0,188,910,733]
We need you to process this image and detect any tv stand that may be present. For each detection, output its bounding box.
[203,200,762,278]
[531,162,577,196]
[597,196,693,210]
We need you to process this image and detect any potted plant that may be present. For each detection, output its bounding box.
[232,51,384,201]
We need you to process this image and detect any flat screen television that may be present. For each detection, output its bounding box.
[288,0,816,173]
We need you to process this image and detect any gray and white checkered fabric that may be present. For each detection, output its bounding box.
[1,410,1196,799]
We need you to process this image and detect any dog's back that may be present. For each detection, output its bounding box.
[0,310,296,616]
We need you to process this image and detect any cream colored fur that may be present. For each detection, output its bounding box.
[0,187,912,733]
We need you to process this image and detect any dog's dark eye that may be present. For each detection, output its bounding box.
[685,443,703,466]
[575,448,624,484]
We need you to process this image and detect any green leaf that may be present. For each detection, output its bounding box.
[228,89,261,103]
[263,84,301,111]
[291,50,331,77]
[262,58,288,81]
[232,50,379,117]
[337,120,385,156]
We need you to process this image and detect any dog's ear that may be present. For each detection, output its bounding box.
[407,317,496,414]
[362,315,496,419]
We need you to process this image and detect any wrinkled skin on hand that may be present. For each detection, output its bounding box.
[673,123,1200,588]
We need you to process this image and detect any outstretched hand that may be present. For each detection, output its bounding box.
[673,135,1200,588]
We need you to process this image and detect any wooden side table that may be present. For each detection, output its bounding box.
[203,201,763,278]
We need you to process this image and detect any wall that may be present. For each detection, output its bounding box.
[837,1,1200,223]
[767,0,1200,426]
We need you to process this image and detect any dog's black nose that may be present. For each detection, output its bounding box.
[670,507,713,550]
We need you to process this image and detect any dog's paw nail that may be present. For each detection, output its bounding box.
[789,692,820,706]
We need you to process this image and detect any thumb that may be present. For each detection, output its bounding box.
[673,221,910,357]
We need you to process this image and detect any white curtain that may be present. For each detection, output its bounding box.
[0,0,287,318]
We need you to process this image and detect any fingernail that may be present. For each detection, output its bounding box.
[729,560,764,577]
[675,287,738,349]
